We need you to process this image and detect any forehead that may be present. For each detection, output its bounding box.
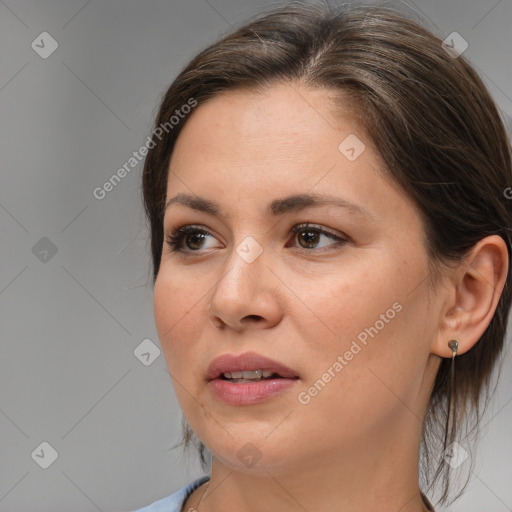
[164,83,416,228]
[169,83,374,176]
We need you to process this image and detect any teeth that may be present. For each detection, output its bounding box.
[223,370,275,379]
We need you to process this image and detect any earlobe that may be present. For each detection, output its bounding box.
[431,235,509,358]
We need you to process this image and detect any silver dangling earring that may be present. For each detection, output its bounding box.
[448,340,458,410]
[444,340,459,448]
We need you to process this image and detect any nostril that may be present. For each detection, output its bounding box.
[209,316,225,328]
[244,315,263,321]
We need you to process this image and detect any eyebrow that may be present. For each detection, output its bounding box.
[165,192,373,220]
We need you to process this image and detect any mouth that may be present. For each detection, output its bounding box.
[206,351,300,406]
[218,370,294,383]
[206,351,300,382]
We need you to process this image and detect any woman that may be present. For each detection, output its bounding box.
[134,2,511,511]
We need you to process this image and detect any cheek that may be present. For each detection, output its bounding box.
[293,258,430,422]
[153,272,176,339]
[153,269,205,371]
[153,270,212,422]
[291,263,399,362]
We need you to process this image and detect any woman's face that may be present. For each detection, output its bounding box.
[154,83,444,474]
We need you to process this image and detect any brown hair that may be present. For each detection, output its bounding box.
[141,1,512,505]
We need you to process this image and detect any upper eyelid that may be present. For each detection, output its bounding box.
[168,222,343,237]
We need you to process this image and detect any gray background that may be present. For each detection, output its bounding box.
[1,0,511,511]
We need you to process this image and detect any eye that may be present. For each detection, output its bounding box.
[288,223,347,252]
[165,225,220,253]
[164,223,348,256]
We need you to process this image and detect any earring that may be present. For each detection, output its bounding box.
[444,339,459,452]
[448,339,458,358]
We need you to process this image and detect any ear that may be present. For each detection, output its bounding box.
[432,235,509,358]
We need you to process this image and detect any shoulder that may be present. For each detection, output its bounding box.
[132,475,210,512]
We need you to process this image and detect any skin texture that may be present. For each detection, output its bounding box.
[153,83,508,512]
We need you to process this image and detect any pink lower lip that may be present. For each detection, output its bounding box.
[208,378,299,405]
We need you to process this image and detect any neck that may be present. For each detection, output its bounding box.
[185,416,430,512]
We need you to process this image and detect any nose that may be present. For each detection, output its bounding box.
[207,245,283,332]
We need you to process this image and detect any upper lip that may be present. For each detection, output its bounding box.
[206,351,299,380]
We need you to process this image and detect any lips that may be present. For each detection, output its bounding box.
[206,351,299,381]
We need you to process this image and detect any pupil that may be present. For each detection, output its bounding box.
[187,233,206,250]
[299,230,319,248]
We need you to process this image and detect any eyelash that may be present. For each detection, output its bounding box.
[164,223,348,256]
